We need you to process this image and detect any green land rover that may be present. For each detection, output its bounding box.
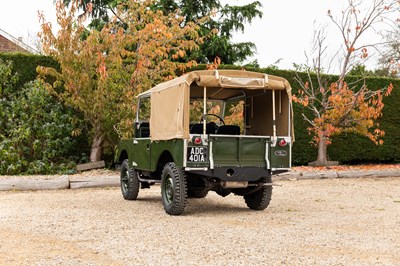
[115,70,294,215]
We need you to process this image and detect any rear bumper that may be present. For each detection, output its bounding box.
[186,166,270,182]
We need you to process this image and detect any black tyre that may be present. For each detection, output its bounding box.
[244,177,272,210]
[188,189,209,198]
[120,159,140,200]
[161,162,187,215]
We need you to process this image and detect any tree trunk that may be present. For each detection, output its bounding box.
[316,133,328,166]
[90,133,104,162]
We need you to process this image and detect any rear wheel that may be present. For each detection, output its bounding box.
[244,177,272,210]
[120,159,140,200]
[161,162,187,215]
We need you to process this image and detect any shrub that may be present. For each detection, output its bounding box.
[0,80,80,174]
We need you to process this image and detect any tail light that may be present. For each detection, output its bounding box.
[194,137,202,145]
[278,138,287,147]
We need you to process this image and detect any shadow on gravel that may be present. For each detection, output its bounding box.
[185,199,252,216]
[122,195,253,215]
[127,196,161,203]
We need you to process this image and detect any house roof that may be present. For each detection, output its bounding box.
[0,28,39,54]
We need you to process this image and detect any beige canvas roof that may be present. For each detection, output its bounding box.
[138,70,292,97]
[137,70,294,141]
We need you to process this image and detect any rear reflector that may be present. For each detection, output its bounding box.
[194,137,202,145]
[278,139,287,147]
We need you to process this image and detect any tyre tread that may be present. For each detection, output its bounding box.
[120,159,140,200]
[244,176,272,210]
[161,162,187,215]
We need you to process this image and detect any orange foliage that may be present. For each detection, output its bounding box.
[361,47,368,59]
[293,81,393,146]
[224,101,244,131]
[37,0,208,155]
[206,56,221,70]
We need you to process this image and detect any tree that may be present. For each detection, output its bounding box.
[349,64,398,77]
[38,0,204,162]
[63,0,263,64]
[168,0,263,64]
[348,64,374,76]
[380,23,400,76]
[293,0,398,166]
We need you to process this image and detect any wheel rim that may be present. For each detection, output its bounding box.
[163,174,174,206]
[121,169,129,193]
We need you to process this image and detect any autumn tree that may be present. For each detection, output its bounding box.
[38,0,204,162]
[63,0,263,64]
[293,0,398,166]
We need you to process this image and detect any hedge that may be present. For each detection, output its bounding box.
[262,68,400,165]
[0,53,58,89]
[2,54,399,166]
[194,64,400,165]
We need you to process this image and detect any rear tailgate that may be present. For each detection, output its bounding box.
[209,136,270,168]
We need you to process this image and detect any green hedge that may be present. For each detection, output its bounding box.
[0,53,58,89]
[264,69,399,165]
[194,64,400,165]
[262,69,400,165]
[328,77,400,164]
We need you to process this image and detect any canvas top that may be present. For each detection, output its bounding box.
[137,70,294,141]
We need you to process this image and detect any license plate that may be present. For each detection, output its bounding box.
[187,147,208,163]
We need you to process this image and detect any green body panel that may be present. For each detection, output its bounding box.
[115,139,134,164]
[116,138,184,171]
[133,138,151,170]
[270,142,291,169]
[117,135,290,172]
[150,139,184,170]
[209,136,269,167]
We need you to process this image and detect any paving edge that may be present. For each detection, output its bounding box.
[0,176,120,191]
[274,170,400,181]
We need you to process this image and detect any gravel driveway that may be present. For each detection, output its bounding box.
[1,177,399,265]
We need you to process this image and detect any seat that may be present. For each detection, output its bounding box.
[216,125,240,135]
[190,123,217,134]
[135,122,150,138]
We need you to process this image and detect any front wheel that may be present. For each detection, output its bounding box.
[161,162,187,215]
[120,159,140,200]
[244,177,272,210]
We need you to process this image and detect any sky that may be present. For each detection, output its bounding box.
[0,0,390,72]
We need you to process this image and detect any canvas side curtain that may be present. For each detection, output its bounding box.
[149,82,190,140]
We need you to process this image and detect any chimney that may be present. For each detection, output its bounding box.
[18,37,23,42]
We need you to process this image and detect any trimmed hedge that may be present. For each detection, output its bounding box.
[0,53,58,89]
[194,64,400,165]
[263,69,399,165]
[328,77,400,164]
[262,69,400,165]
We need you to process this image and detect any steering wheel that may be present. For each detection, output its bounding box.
[200,114,225,126]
